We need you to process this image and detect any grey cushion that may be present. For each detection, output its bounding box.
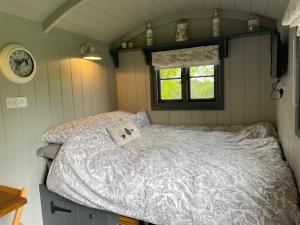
[37,144,61,159]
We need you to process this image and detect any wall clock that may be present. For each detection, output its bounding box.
[0,43,36,84]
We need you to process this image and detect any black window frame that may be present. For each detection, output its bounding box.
[144,39,227,111]
[151,63,223,110]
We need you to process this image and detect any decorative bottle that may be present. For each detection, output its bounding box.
[146,21,153,46]
[121,38,127,49]
[212,8,220,37]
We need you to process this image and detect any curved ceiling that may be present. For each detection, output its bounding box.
[0,0,289,44]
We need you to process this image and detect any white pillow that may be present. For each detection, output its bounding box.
[107,122,141,146]
[43,111,133,144]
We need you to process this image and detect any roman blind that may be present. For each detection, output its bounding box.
[151,45,220,69]
[282,0,300,36]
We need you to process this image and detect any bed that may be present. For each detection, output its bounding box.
[40,111,300,225]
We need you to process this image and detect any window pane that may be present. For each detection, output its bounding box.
[190,65,214,77]
[190,77,214,99]
[160,79,182,100]
[159,68,181,79]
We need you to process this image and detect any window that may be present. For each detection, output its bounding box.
[146,41,227,110]
[151,64,223,110]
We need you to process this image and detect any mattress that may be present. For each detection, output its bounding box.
[46,123,300,225]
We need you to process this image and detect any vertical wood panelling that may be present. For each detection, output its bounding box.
[135,52,148,110]
[97,63,106,112]
[230,38,246,124]
[245,36,260,123]
[0,13,117,225]
[117,53,128,111]
[260,35,275,122]
[81,61,93,116]
[216,57,231,124]
[125,53,138,112]
[116,35,275,125]
[116,18,275,126]
[276,28,300,190]
[46,47,64,124]
[60,56,75,121]
[91,62,100,114]
[14,27,44,225]
[70,58,84,118]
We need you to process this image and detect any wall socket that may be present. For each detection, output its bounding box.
[6,97,28,109]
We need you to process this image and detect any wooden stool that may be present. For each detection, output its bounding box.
[0,185,28,225]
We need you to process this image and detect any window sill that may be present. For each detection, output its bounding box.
[151,102,224,110]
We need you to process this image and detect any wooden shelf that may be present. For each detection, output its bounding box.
[0,186,27,217]
[109,29,277,68]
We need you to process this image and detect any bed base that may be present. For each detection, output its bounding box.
[39,184,120,225]
[39,185,154,225]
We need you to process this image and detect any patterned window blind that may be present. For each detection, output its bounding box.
[151,45,220,69]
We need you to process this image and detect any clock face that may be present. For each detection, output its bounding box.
[9,49,34,77]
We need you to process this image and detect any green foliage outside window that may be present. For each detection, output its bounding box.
[190,65,214,77]
[160,79,182,100]
[159,65,215,100]
[190,78,214,99]
[160,68,181,78]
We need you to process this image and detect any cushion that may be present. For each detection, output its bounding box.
[238,122,277,139]
[126,111,151,129]
[36,144,61,159]
[107,122,141,146]
[43,111,133,144]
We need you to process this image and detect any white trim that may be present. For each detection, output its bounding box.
[42,0,87,34]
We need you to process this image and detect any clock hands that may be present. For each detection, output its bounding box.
[14,58,29,71]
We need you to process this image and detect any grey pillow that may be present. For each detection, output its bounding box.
[37,144,61,159]
[126,111,151,129]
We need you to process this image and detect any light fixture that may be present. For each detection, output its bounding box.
[80,43,102,61]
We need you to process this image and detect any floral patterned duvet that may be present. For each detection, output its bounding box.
[47,123,300,225]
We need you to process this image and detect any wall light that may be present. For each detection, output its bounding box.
[80,43,102,61]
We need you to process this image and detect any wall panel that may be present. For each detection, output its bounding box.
[276,28,300,190]
[0,12,117,225]
[117,18,275,125]
[116,35,276,125]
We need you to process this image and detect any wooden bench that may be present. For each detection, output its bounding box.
[0,185,28,225]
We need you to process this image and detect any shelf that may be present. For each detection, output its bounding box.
[109,29,277,68]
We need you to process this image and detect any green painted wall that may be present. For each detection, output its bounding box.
[276,28,300,191]
[0,12,117,225]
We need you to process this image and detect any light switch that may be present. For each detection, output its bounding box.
[6,97,27,109]
[17,97,27,108]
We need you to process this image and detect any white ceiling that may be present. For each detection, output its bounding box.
[0,0,65,21]
[0,0,289,44]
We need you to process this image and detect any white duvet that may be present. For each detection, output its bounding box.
[47,124,300,225]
